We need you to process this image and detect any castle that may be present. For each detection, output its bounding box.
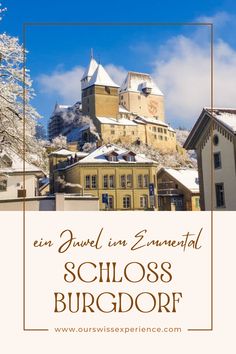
[48,54,177,152]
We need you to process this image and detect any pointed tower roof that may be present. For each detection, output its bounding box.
[81,57,98,81]
[85,64,119,89]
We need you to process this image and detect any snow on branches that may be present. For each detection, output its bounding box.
[0,30,47,171]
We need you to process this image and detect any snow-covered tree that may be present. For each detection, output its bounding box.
[35,123,47,140]
[0,3,6,21]
[0,4,46,169]
[51,135,67,149]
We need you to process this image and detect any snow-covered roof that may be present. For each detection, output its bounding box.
[49,148,74,156]
[66,125,90,142]
[134,116,168,127]
[96,117,137,126]
[53,103,71,114]
[120,71,163,96]
[49,148,88,158]
[81,57,98,81]
[134,116,175,133]
[184,108,236,150]
[84,64,119,89]
[61,144,156,167]
[119,105,130,114]
[206,108,236,133]
[0,151,44,175]
[161,168,200,193]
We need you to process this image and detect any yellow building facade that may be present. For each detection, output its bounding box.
[51,145,158,211]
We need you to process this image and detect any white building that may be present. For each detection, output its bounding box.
[0,151,44,199]
[184,108,236,211]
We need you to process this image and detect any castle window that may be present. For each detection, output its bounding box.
[111,130,115,135]
[108,196,114,209]
[138,175,143,188]
[152,127,157,132]
[215,183,225,208]
[158,128,163,133]
[105,86,111,94]
[85,175,90,189]
[85,175,97,189]
[109,175,115,188]
[214,152,222,169]
[140,195,148,209]
[121,175,126,188]
[143,175,149,188]
[127,174,132,188]
[123,195,131,209]
[91,175,97,189]
[159,135,163,140]
[164,129,167,134]
[103,175,108,188]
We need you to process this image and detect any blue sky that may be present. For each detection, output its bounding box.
[2,0,236,130]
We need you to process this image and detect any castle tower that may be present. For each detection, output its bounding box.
[81,61,119,119]
[81,52,98,90]
[119,71,165,121]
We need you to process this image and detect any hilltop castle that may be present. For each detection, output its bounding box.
[48,54,176,151]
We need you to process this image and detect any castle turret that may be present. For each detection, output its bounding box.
[81,62,119,119]
[81,54,98,90]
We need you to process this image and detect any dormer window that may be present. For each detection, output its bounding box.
[110,155,118,161]
[123,151,136,162]
[106,151,119,162]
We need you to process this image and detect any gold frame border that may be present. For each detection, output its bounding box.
[22,22,214,332]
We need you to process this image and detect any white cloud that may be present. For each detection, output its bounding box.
[37,66,85,103]
[37,12,236,128]
[104,64,127,86]
[151,22,236,127]
[37,63,127,104]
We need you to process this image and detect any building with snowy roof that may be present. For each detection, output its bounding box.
[48,53,176,152]
[0,150,45,200]
[50,144,158,211]
[157,167,200,211]
[119,71,164,120]
[184,108,236,211]
[79,55,176,151]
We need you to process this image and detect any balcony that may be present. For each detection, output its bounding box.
[157,182,181,196]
